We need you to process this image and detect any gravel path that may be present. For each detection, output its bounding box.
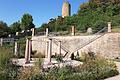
[105,62,120,80]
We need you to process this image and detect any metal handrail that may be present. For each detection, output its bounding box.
[64,27,107,58]
[52,38,71,53]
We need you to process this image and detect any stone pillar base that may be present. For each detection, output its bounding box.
[25,61,30,64]
[47,62,53,65]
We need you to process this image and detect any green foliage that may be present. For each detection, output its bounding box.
[0,47,12,68]
[0,47,19,80]
[73,57,119,80]
[46,66,72,80]
[10,21,21,34]
[0,48,118,80]
[39,16,71,32]
[37,0,120,33]
[17,37,26,58]
[0,13,35,37]
[55,54,63,63]
[37,23,48,32]
[16,67,45,80]
[20,13,35,30]
[45,57,119,80]
[0,21,10,37]
[112,28,120,32]
[35,58,43,67]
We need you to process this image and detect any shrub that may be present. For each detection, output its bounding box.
[0,47,118,80]
[55,54,63,63]
[34,58,43,68]
[45,54,119,80]
[16,67,45,80]
[73,56,119,80]
[0,47,19,80]
[16,57,44,80]
[46,66,72,80]
[17,38,26,58]
[6,57,119,80]
[0,47,12,68]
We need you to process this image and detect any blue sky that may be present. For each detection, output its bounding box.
[0,0,88,27]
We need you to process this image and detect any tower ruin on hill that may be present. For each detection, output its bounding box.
[62,1,71,18]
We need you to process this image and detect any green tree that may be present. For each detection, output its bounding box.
[20,13,35,30]
[37,0,120,34]
[48,18,56,32]
[80,2,90,10]
[55,16,64,31]
[10,21,21,34]
[38,23,48,32]
[0,21,9,37]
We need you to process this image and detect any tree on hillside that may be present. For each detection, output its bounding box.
[10,21,21,34]
[20,13,35,30]
[47,18,56,32]
[80,2,90,10]
[37,0,120,34]
[55,16,65,31]
[55,16,64,26]
[89,0,108,6]
[38,23,48,32]
[0,21,9,37]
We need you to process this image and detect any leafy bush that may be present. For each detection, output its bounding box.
[46,66,72,80]
[73,57,119,80]
[55,54,63,63]
[16,67,45,80]
[0,47,118,80]
[16,58,44,80]
[17,37,26,58]
[0,47,12,68]
[34,58,43,67]
[17,36,31,58]
[0,47,19,80]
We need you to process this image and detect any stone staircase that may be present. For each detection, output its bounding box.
[51,38,71,55]
[65,27,107,58]
[51,27,107,58]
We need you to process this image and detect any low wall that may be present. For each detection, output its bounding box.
[32,33,120,59]
[77,33,120,59]
[32,35,99,56]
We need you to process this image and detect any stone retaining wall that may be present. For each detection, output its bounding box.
[32,33,120,59]
[77,33,120,59]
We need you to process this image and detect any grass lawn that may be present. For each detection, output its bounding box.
[112,28,120,32]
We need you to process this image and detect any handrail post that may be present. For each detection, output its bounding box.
[108,22,112,32]
[0,38,3,47]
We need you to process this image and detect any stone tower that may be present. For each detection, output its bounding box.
[62,0,71,18]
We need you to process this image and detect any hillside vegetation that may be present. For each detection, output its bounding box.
[1,0,120,37]
[39,0,120,33]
